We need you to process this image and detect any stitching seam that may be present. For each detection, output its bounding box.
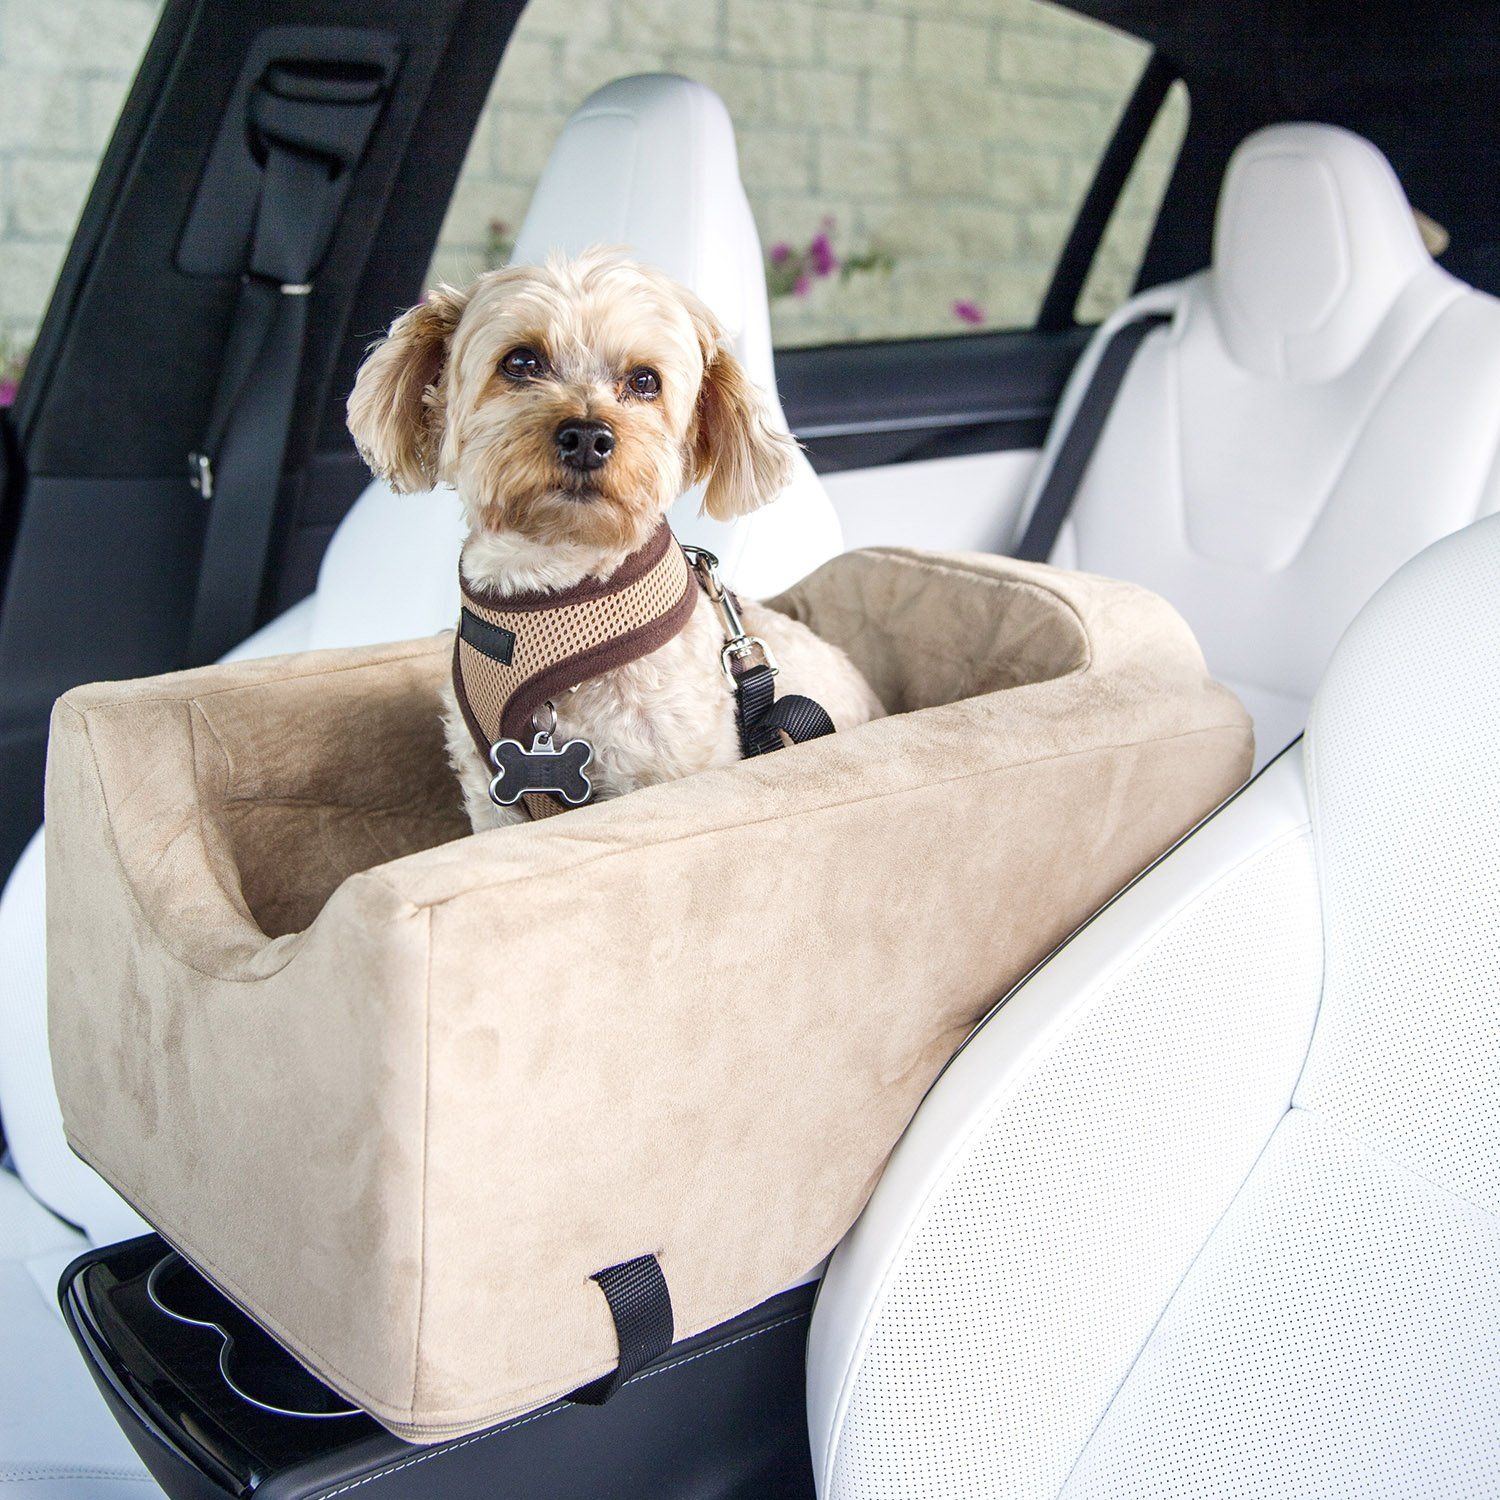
[312,1313,808,1499]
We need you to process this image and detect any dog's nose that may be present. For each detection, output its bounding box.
[555,418,615,472]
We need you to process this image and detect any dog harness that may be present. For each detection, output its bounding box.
[452,519,834,820]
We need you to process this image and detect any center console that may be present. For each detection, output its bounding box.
[62,1236,816,1500]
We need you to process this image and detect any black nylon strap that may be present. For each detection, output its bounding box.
[747,693,837,757]
[184,137,345,664]
[735,663,837,757]
[1013,311,1172,564]
[735,662,778,757]
[569,1253,674,1405]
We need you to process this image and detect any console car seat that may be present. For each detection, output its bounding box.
[0,72,831,1498]
[1016,123,1500,763]
[809,512,1500,1498]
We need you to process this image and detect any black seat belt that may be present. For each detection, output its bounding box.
[1013,311,1171,564]
[185,61,388,664]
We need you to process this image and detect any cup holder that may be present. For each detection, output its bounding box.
[146,1251,361,1420]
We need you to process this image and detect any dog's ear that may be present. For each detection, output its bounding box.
[685,296,798,521]
[347,284,471,493]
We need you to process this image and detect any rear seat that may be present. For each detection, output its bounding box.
[3,113,1496,1489]
[1015,123,1500,762]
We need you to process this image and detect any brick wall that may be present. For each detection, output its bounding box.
[0,0,1185,380]
[429,0,1188,346]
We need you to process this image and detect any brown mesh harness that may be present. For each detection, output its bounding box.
[453,518,838,822]
[452,519,697,819]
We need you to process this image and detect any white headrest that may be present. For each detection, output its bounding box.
[511,74,775,394]
[1211,124,1430,381]
[507,73,841,596]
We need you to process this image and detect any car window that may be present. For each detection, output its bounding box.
[429,0,1188,348]
[0,0,162,404]
[1077,79,1189,323]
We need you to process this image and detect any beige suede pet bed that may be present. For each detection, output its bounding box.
[46,547,1252,1442]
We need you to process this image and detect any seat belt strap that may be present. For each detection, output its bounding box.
[1013,311,1172,564]
[184,136,339,664]
[569,1253,675,1405]
[185,50,392,664]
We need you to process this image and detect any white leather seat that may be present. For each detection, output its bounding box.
[1016,123,1500,763]
[0,71,831,1495]
[809,511,1500,1498]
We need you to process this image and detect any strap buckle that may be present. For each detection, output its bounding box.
[680,544,779,686]
[188,451,214,500]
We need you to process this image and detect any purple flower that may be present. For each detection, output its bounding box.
[0,378,16,407]
[793,273,811,297]
[953,299,986,327]
[809,231,839,278]
[770,242,792,265]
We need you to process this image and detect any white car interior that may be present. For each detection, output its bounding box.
[1015,121,1500,761]
[809,511,1500,1498]
[2,60,1499,1500]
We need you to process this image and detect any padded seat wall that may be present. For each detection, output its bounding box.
[46,548,1251,1441]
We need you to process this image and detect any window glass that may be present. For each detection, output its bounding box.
[1076,79,1188,323]
[0,0,162,403]
[430,0,1188,348]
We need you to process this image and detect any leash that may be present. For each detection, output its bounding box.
[451,522,834,820]
[680,546,836,757]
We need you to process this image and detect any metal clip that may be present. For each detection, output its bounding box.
[188,451,214,500]
[681,544,778,686]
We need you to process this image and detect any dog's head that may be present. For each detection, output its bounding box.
[347,248,797,554]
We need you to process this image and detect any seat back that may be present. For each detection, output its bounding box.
[808,515,1500,1498]
[1021,124,1500,758]
[1299,512,1500,1211]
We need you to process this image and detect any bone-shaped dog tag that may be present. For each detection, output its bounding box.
[488,728,594,807]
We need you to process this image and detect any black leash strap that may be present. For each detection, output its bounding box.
[736,663,836,758]
[569,1253,675,1405]
[1013,311,1172,563]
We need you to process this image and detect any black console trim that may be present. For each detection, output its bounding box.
[61,1234,818,1500]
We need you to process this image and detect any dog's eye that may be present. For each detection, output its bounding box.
[501,347,544,379]
[626,366,661,398]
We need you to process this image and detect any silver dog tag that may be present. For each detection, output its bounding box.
[487,702,593,807]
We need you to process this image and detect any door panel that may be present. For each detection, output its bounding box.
[781,328,1089,476]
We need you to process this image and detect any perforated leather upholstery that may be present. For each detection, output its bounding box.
[0,1172,151,1497]
[1019,124,1500,762]
[810,514,1500,1498]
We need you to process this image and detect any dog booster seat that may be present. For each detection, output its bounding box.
[46,547,1252,1442]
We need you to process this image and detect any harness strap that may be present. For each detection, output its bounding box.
[452,523,838,821]
[452,520,696,815]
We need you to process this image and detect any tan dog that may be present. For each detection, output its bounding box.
[348,248,882,831]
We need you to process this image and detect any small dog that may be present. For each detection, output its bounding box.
[348,248,883,831]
